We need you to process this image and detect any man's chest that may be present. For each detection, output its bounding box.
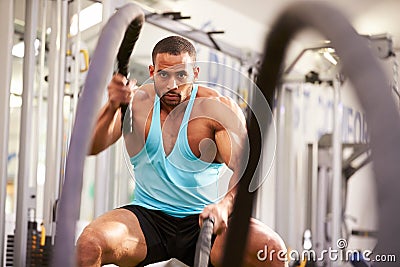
[134,108,216,159]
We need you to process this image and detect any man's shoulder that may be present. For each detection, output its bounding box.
[195,85,246,126]
[196,85,237,108]
[196,85,220,97]
[133,83,155,102]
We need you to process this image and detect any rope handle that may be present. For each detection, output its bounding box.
[116,15,144,134]
[194,217,215,267]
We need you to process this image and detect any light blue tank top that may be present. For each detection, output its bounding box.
[130,84,225,217]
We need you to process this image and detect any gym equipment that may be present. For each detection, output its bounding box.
[51,4,144,266]
[223,2,400,267]
[194,217,215,267]
[6,221,52,266]
[116,13,144,134]
[14,0,40,265]
[0,1,13,265]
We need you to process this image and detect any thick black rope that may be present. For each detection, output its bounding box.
[117,16,144,134]
[51,4,144,266]
[194,217,215,267]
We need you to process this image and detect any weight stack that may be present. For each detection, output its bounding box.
[5,222,52,266]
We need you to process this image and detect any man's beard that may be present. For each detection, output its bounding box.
[161,92,182,107]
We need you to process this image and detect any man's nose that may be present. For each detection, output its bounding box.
[167,77,178,90]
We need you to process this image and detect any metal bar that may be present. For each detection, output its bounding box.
[305,144,313,230]
[33,0,48,223]
[316,159,329,267]
[94,151,111,217]
[331,76,343,267]
[43,0,63,237]
[142,10,258,65]
[107,1,261,68]
[61,1,81,225]
[274,86,291,242]
[14,0,39,266]
[0,1,13,265]
[57,0,68,198]
[90,0,260,66]
[284,44,332,75]
[310,142,319,255]
[93,0,113,220]
[71,0,81,120]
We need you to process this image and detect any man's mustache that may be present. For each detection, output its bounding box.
[162,92,181,97]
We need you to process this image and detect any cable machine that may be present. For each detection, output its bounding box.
[271,34,396,267]
[0,1,14,266]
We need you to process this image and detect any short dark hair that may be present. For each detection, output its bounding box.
[152,36,196,64]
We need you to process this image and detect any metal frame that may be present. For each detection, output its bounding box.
[315,145,331,267]
[14,1,39,266]
[331,76,343,267]
[86,0,261,65]
[43,0,67,238]
[130,1,261,67]
[93,0,114,219]
[273,79,343,261]
[284,43,333,75]
[143,11,247,64]
[274,85,293,245]
[0,1,14,265]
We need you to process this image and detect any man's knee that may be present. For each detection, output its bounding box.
[258,233,287,267]
[76,227,106,266]
[247,218,287,267]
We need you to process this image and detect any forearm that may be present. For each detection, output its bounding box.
[89,102,122,155]
[200,172,239,233]
[219,174,239,216]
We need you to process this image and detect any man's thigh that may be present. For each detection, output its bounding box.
[77,207,147,266]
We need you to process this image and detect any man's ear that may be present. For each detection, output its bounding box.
[149,65,155,77]
[193,66,200,80]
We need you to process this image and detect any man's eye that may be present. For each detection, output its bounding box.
[159,72,168,78]
[177,72,188,79]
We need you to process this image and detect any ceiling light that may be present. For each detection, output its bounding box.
[323,51,338,65]
[70,3,103,36]
[326,47,335,53]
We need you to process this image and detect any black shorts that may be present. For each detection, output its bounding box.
[120,205,216,266]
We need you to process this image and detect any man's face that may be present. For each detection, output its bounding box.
[149,52,199,109]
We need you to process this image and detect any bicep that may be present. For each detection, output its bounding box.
[215,127,247,171]
[214,125,248,194]
[214,98,247,167]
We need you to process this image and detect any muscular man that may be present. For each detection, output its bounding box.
[77,36,286,267]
